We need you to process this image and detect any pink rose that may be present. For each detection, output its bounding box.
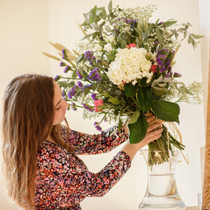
[94,99,103,112]
[128,43,136,48]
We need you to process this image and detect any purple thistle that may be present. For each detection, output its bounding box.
[160,68,167,73]
[77,69,83,79]
[91,93,97,101]
[62,49,66,59]
[54,75,60,81]
[64,66,70,73]
[156,57,164,67]
[77,81,83,89]
[174,72,182,77]
[84,51,93,60]
[83,103,93,112]
[71,102,77,111]
[60,61,66,67]
[81,84,93,91]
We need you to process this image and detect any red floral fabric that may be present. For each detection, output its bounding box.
[34,126,131,209]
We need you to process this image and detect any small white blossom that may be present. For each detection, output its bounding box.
[107,35,115,43]
[104,43,113,52]
[95,44,103,52]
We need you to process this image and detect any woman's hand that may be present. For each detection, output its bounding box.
[122,115,163,161]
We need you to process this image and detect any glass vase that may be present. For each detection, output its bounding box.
[139,150,186,210]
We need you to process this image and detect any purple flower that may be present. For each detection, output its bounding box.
[67,88,77,99]
[83,103,93,112]
[87,67,101,81]
[60,61,66,67]
[62,91,65,97]
[77,69,83,79]
[160,68,167,73]
[165,72,172,78]
[62,49,66,59]
[84,51,93,60]
[156,57,164,67]
[77,81,83,89]
[81,84,93,91]
[94,122,102,132]
[91,93,97,101]
[64,66,70,73]
[157,21,164,26]
[71,102,77,111]
[174,72,182,77]
[54,75,60,81]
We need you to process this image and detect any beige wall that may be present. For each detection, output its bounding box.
[0,1,50,209]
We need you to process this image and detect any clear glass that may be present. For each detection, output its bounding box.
[139,150,186,210]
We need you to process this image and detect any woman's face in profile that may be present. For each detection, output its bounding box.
[53,81,68,125]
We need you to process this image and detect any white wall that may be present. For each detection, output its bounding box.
[0,1,50,209]
[0,0,207,209]
[48,0,205,209]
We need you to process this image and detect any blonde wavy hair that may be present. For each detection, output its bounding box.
[2,74,72,209]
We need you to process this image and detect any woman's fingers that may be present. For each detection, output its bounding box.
[145,115,155,123]
[147,122,162,133]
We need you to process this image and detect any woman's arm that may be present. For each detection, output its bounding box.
[60,125,129,155]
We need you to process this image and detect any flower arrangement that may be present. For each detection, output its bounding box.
[44,1,203,164]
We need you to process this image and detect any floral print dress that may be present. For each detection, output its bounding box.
[35,125,131,210]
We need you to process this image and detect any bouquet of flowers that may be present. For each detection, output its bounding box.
[44,1,203,165]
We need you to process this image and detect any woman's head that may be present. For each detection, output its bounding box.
[2,74,69,209]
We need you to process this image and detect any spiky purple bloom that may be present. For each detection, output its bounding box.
[54,75,60,81]
[81,84,93,91]
[64,66,70,73]
[91,93,97,101]
[62,49,66,59]
[174,72,182,77]
[84,51,93,60]
[87,67,101,81]
[83,103,93,112]
[156,57,164,67]
[77,81,83,89]
[67,88,76,99]
[60,61,66,67]
[160,68,167,73]
[77,69,83,79]
[165,72,172,78]
[94,122,102,132]
[157,21,164,26]
[71,102,77,111]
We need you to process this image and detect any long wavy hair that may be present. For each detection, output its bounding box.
[2,74,72,209]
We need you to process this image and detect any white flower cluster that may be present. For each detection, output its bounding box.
[113,4,157,23]
[107,48,153,86]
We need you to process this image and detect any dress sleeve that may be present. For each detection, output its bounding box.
[60,125,129,155]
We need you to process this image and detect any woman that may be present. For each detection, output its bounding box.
[2,74,163,210]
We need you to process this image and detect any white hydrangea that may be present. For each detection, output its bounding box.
[107,48,153,85]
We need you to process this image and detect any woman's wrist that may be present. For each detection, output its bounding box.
[121,141,140,161]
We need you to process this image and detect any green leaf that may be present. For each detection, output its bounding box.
[137,87,153,112]
[191,33,205,39]
[121,39,127,48]
[108,0,112,14]
[90,6,97,23]
[76,54,84,64]
[108,97,120,105]
[128,114,148,144]
[118,118,122,131]
[124,83,137,97]
[163,21,177,27]
[147,24,154,34]
[152,100,180,123]
[129,110,140,124]
[188,34,192,44]
[156,28,163,43]
[152,86,166,96]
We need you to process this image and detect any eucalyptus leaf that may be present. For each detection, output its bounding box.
[129,110,140,124]
[152,100,180,123]
[118,118,122,131]
[108,0,112,14]
[76,54,84,64]
[121,40,127,48]
[108,97,120,105]
[191,34,205,39]
[163,21,177,27]
[152,86,166,96]
[128,114,148,144]
[90,6,97,23]
[156,28,163,43]
[188,34,192,44]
